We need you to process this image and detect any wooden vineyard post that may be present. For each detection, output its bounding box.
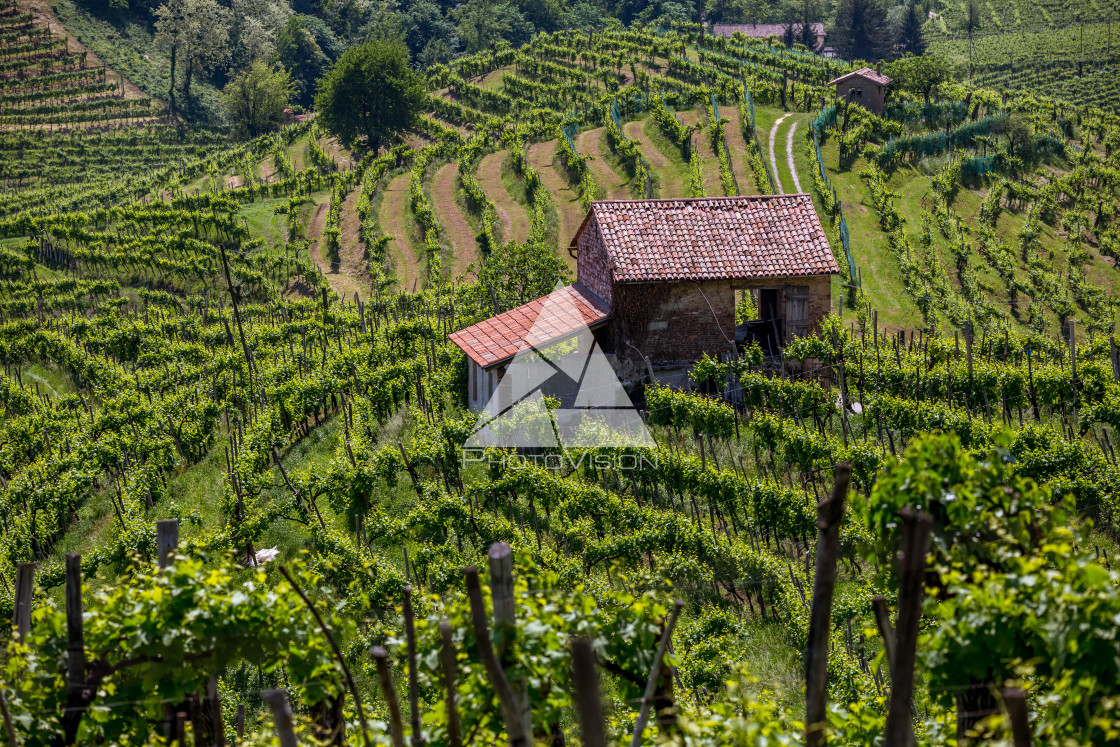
[488,542,531,741]
[570,637,607,747]
[463,565,528,747]
[883,509,932,747]
[628,600,684,747]
[157,519,179,568]
[1002,687,1032,747]
[871,595,895,673]
[402,587,423,747]
[372,647,406,747]
[13,562,36,643]
[262,690,298,747]
[0,686,15,747]
[438,620,462,747]
[805,463,851,747]
[61,553,92,746]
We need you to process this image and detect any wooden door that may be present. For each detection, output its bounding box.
[784,285,810,340]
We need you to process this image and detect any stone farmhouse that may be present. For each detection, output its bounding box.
[712,23,827,51]
[450,196,838,412]
[829,66,893,115]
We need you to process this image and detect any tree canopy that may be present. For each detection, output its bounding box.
[832,0,891,61]
[312,39,426,152]
[222,61,295,138]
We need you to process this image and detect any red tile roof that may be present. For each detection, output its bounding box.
[449,283,609,369]
[572,195,839,283]
[713,23,825,39]
[830,66,893,87]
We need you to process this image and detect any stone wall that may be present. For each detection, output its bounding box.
[575,214,613,305]
[610,280,736,367]
[834,77,886,115]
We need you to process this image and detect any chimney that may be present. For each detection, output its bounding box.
[876,61,881,74]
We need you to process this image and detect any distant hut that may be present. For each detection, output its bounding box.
[451,196,839,407]
[829,65,893,115]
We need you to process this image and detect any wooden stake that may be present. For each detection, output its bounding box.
[372,647,406,747]
[570,637,607,747]
[1002,687,1032,747]
[438,620,462,747]
[883,509,932,747]
[402,588,423,747]
[628,600,684,747]
[156,519,179,568]
[805,463,851,747]
[463,566,528,747]
[262,690,298,747]
[13,562,35,643]
[488,542,531,740]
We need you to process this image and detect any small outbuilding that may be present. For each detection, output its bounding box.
[829,65,893,115]
[451,196,839,409]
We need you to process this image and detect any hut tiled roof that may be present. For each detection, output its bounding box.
[571,196,839,282]
[829,66,893,87]
[712,23,825,39]
[449,283,609,369]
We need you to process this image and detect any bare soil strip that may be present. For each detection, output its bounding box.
[720,107,753,194]
[379,173,421,292]
[576,128,629,200]
[624,120,683,199]
[678,110,723,197]
[431,162,479,278]
[477,150,531,245]
[527,140,581,268]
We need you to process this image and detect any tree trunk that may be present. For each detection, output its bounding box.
[168,44,177,118]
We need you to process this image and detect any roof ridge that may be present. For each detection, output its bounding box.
[591,194,811,205]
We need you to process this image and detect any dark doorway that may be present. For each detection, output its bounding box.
[736,288,783,356]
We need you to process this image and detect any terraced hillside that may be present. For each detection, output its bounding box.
[2,16,1120,747]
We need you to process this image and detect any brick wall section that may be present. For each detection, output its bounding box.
[834,77,886,115]
[575,214,613,305]
[610,280,736,365]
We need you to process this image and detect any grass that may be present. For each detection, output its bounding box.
[239,198,289,252]
[52,0,225,128]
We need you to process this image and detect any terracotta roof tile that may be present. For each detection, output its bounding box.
[713,23,825,38]
[585,195,840,283]
[449,283,609,369]
[829,66,893,87]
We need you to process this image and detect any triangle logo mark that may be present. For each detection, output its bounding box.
[466,284,653,449]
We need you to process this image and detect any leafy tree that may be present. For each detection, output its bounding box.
[222,61,295,138]
[883,53,949,102]
[963,0,981,79]
[277,14,343,106]
[313,40,426,152]
[418,37,456,68]
[704,0,756,24]
[513,0,564,33]
[832,0,890,61]
[799,0,820,51]
[477,240,572,309]
[563,1,620,30]
[154,0,232,109]
[454,0,535,54]
[898,0,925,55]
[229,0,292,70]
[401,0,459,62]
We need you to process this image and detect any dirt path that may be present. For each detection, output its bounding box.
[431,162,479,278]
[721,107,752,195]
[768,113,791,194]
[576,128,629,200]
[527,140,581,267]
[307,191,368,302]
[678,111,722,197]
[625,120,683,199]
[379,173,421,292]
[477,150,531,245]
[785,120,803,193]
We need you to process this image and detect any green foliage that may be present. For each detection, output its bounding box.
[221,61,295,139]
[1,556,344,745]
[313,40,427,152]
